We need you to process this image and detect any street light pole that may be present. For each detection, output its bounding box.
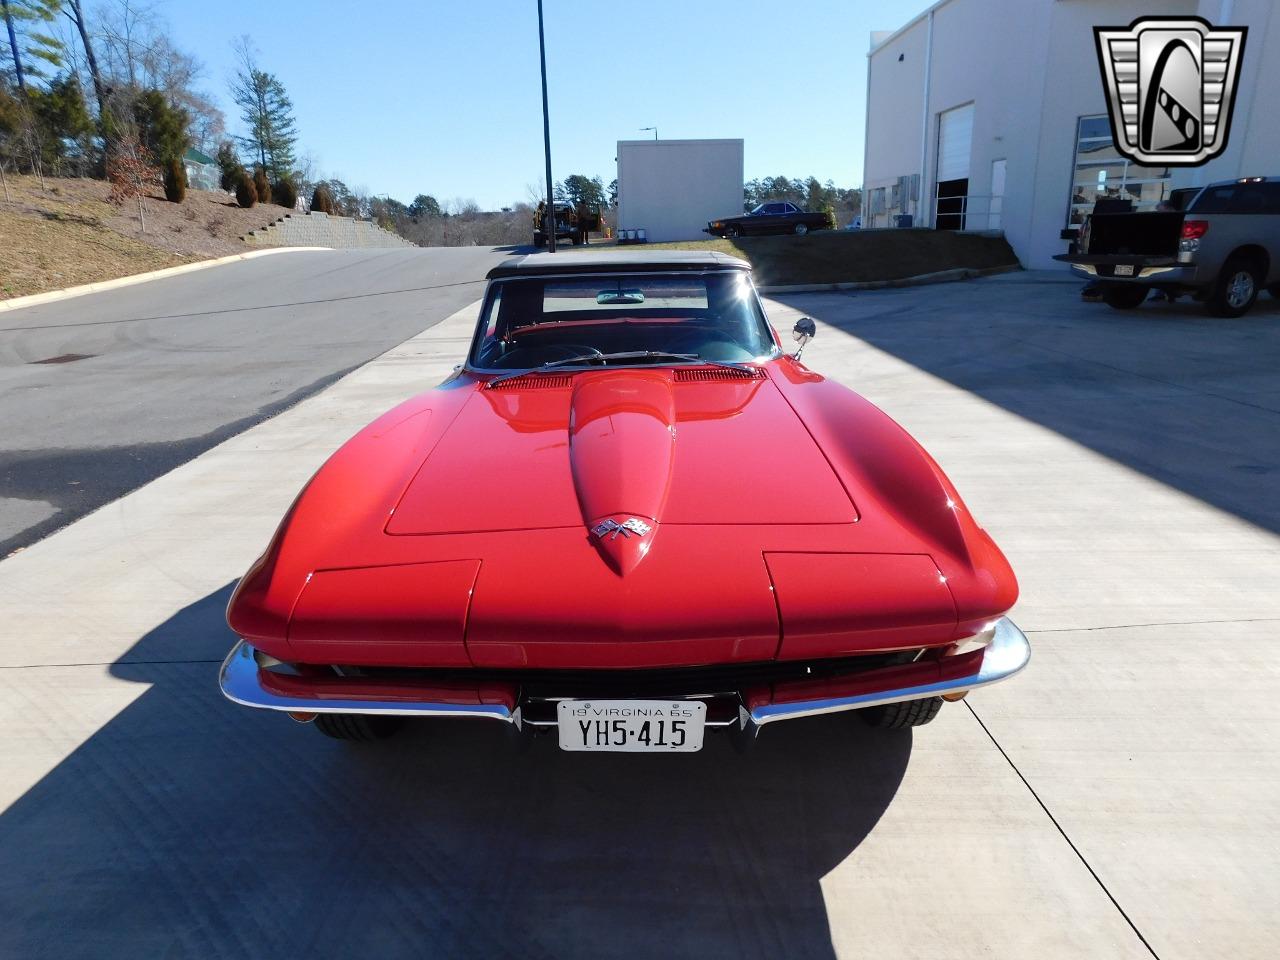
[537,0,556,253]
[640,126,658,140]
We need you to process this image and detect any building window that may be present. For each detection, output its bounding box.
[1067,115,1170,226]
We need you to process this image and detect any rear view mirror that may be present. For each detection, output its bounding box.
[597,289,645,305]
[792,317,816,359]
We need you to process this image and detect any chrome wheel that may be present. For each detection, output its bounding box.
[794,223,809,236]
[1227,270,1255,309]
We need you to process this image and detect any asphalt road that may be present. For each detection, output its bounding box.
[0,247,510,555]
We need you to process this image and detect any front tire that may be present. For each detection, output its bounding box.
[859,697,943,729]
[794,222,809,236]
[1208,257,1262,317]
[725,225,741,239]
[1102,285,1149,310]
[314,713,403,741]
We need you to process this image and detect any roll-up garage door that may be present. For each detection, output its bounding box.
[936,104,973,229]
[937,104,974,182]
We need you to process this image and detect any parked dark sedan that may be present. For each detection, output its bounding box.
[706,202,830,238]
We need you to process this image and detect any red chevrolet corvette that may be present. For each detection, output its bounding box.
[220,251,1028,751]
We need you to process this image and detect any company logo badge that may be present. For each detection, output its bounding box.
[591,517,652,540]
[1094,16,1247,166]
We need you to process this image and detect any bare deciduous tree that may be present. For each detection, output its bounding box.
[106,133,159,231]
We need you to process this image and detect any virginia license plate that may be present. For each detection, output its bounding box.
[557,699,706,752]
[1114,264,1136,276]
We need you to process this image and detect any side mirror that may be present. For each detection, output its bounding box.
[792,317,816,359]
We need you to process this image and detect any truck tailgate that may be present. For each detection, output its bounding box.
[1087,212,1183,255]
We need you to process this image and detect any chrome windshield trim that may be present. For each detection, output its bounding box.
[748,616,1031,725]
[218,641,516,721]
[465,271,781,374]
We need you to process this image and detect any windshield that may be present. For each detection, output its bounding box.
[470,271,777,370]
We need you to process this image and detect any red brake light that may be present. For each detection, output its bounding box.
[1181,220,1209,240]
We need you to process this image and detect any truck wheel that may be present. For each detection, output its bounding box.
[1209,257,1262,317]
[859,697,943,729]
[1102,285,1149,309]
[313,713,403,741]
[794,223,809,236]
[725,225,741,239]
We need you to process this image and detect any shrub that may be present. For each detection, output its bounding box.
[272,177,298,209]
[235,172,257,208]
[163,156,186,203]
[216,142,243,191]
[311,183,335,214]
[820,202,836,231]
[253,166,271,203]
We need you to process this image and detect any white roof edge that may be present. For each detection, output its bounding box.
[867,0,959,56]
[616,139,744,146]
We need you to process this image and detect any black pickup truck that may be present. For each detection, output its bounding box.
[706,202,830,239]
[1056,177,1280,317]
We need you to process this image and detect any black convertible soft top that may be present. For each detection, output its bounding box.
[486,250,750,279]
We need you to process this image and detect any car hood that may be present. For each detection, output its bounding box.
[385,368,857,570]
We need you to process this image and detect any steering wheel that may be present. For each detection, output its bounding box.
[665,331,747,360]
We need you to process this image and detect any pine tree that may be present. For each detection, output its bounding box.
[1,0,63,94]
[231,40,298,182]
[133,89,189,165]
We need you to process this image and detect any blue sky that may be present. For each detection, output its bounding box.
[163,0,926,209]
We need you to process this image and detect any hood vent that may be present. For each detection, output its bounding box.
[486,374,574,390]
[674,366,765,382]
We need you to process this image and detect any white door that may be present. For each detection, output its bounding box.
[989,159,1006,230]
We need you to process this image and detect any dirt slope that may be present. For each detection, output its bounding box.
[0,174,294,299]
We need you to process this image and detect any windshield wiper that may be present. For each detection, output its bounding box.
[489,351,754,385]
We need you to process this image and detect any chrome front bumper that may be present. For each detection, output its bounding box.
[219,617,1031,733]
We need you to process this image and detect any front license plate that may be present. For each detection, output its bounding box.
[557,699,706,753]
[1114,264,1136,276]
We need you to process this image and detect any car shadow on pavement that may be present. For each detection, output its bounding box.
[0,584,911,960]
[775,282,1280,535]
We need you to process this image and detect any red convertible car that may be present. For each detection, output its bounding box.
[220,251,1028,750]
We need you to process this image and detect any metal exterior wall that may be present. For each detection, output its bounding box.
[616,139,745,243]
[862,0,1265,267]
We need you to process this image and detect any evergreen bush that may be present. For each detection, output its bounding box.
[253,166,271,203]
[163,156,186,202]
[272,178,298,209]
[235,172,257,208]
[311,183,336,214]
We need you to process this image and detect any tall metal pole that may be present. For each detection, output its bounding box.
[537,0,556,253]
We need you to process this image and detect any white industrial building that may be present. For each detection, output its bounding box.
[861,0,1280,268]
[616,139,744,243]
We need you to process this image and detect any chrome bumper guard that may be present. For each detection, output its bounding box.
[219,617,1030,733]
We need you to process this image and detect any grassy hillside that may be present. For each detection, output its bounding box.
[617,229,1019,286]
[0,174,294,299]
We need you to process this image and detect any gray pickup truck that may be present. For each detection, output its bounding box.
[1056,177,1280,317]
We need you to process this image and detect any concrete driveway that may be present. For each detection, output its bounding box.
[0,272,1276,959]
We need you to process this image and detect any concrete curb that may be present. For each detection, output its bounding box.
[0,246,333,314]
[756,263,1022,294]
